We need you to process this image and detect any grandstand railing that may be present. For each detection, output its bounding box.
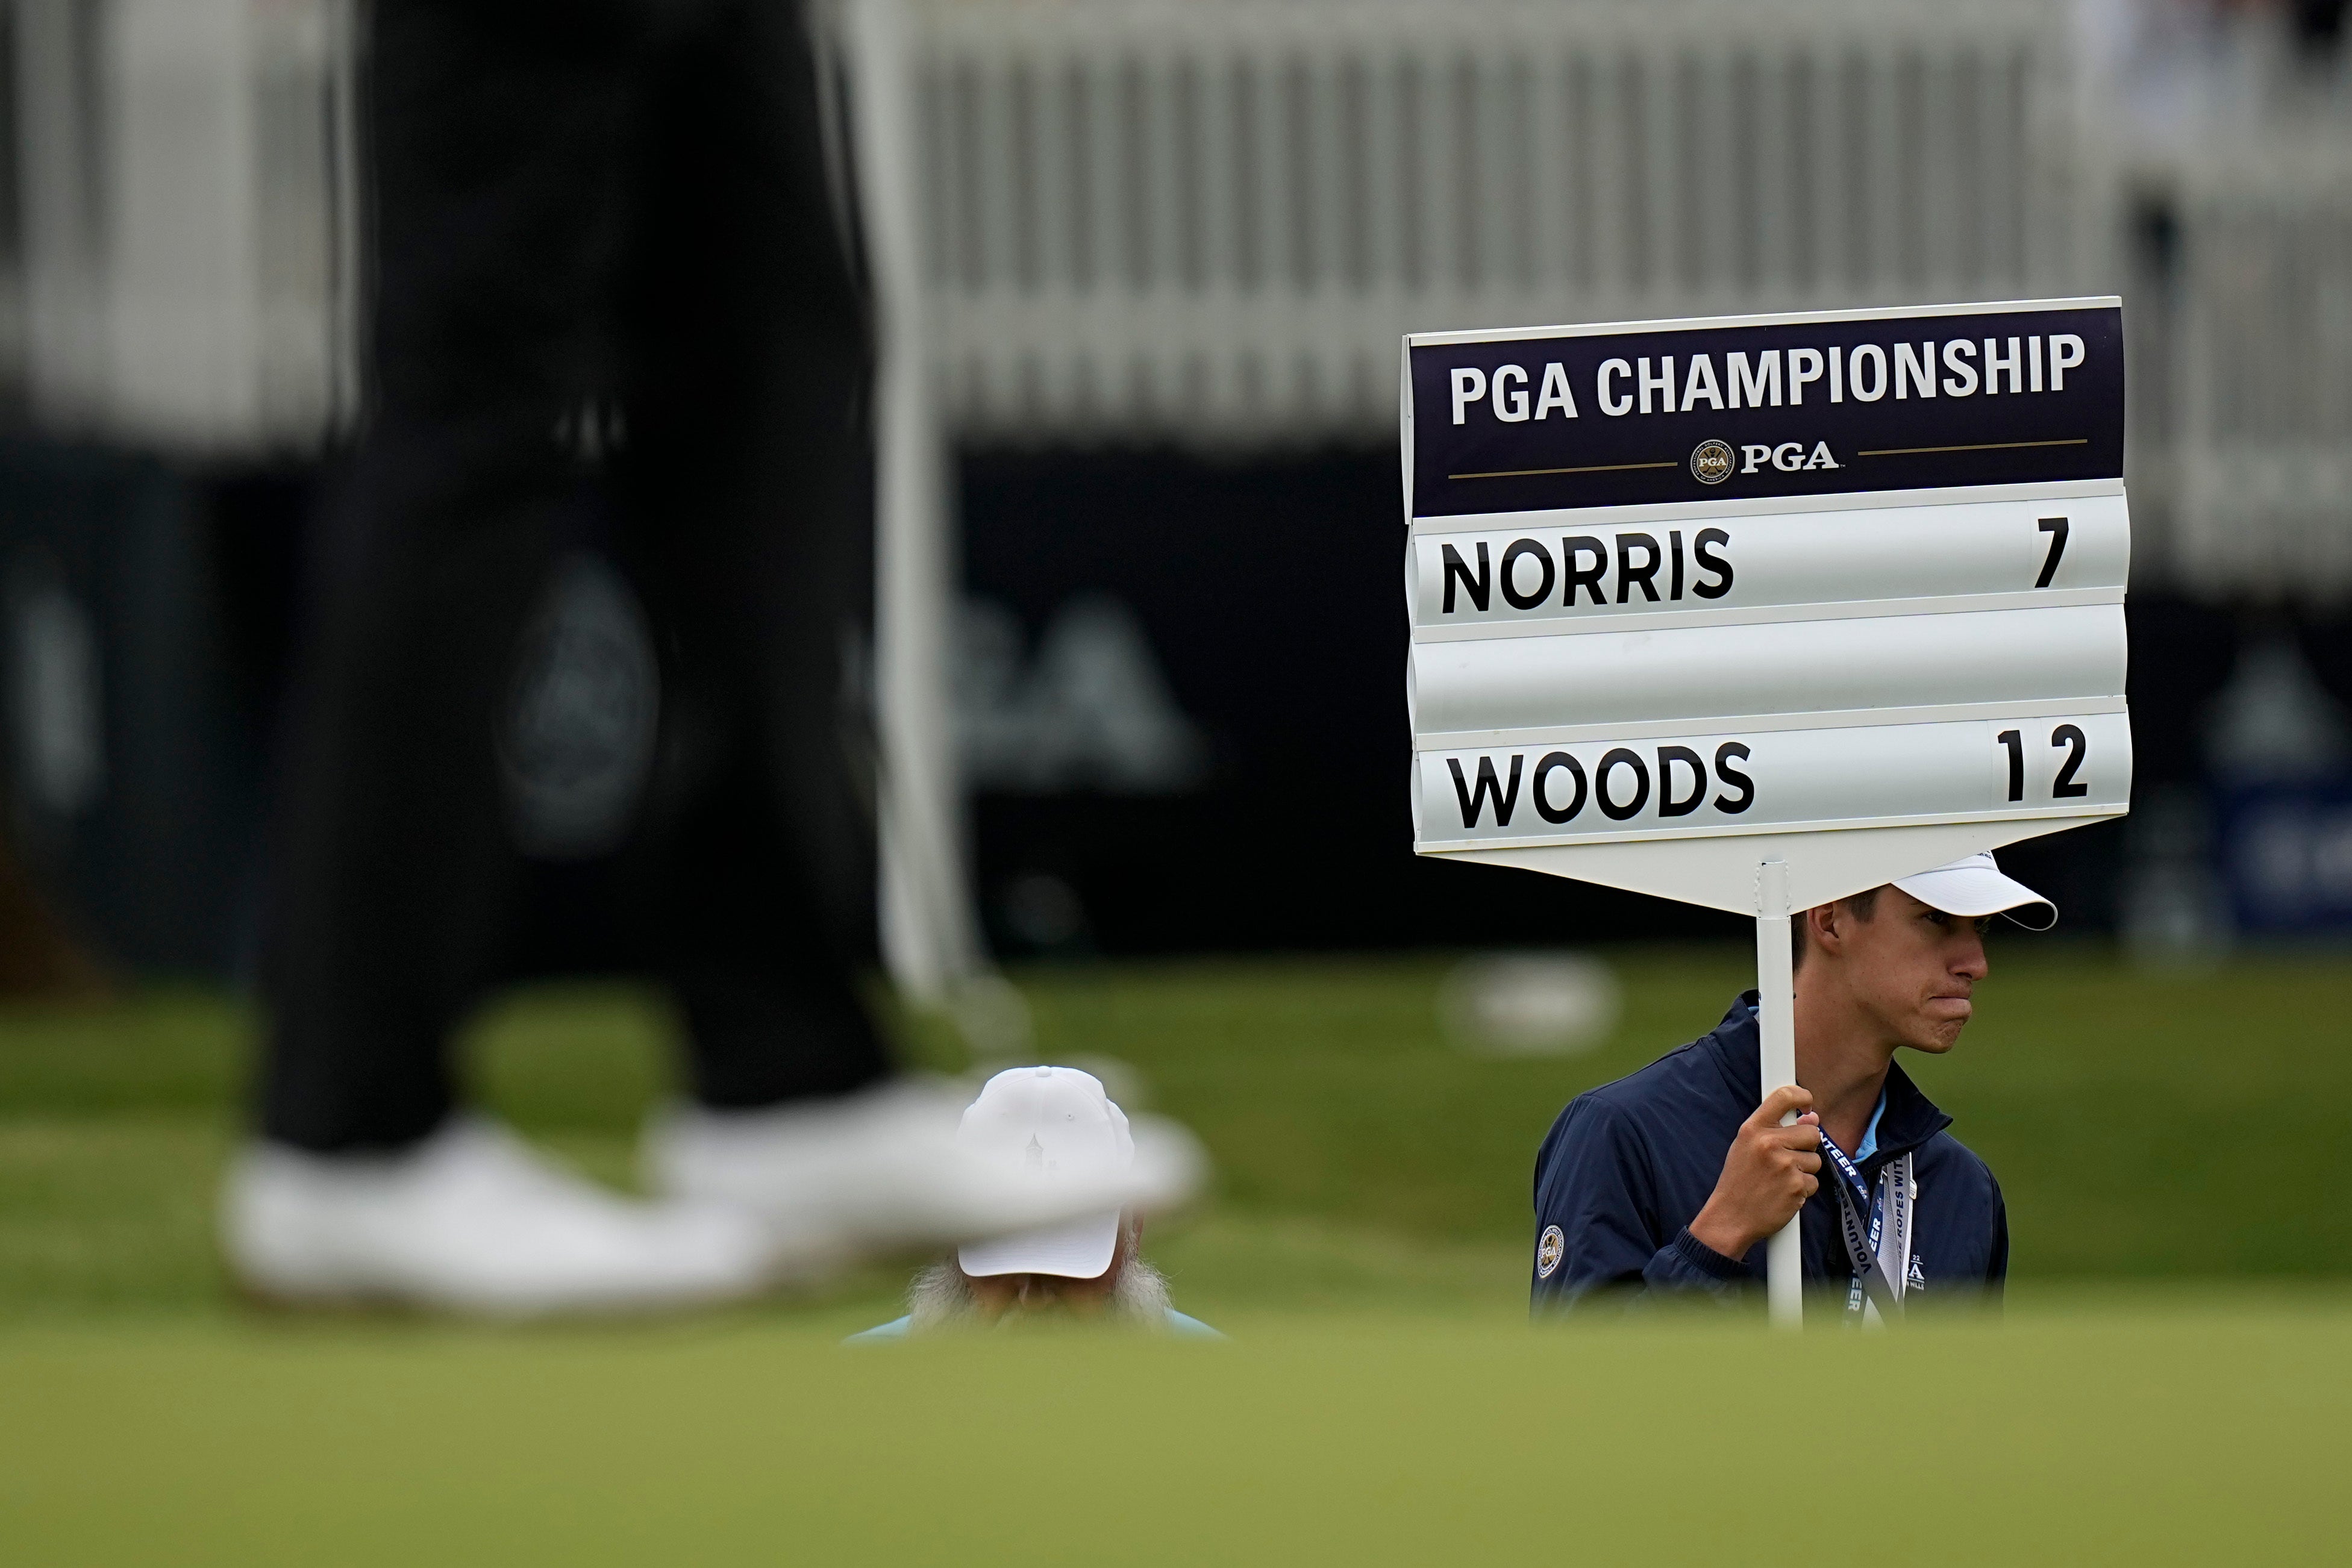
[9,0,362,455]
[907,0,2101,447]
[2166,134,2352,596]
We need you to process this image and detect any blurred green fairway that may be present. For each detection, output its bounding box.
[2,948,2350,1560]
[4,1301,2348,1566]
[7,945,2350,1321]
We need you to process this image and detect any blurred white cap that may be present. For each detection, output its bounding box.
[1893,851,2057,930]
[954,1066,1131,1279]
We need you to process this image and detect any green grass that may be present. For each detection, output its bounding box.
[2,1301,2348,1565]
[1038,946,2352,1279]
[4,948,2351,1560]
[3,947,2351,1326]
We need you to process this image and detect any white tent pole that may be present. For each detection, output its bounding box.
[1754,858,1803,1329]
[842,0,983,1002]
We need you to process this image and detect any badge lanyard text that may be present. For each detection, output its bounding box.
[1820,1132,1915,1323]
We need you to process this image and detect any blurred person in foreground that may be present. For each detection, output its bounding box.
[1530,853,2045,1320]
[220,0,1195,1316]
[849,1067,1219,1340]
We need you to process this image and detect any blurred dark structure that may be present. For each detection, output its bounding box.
[2292,0,2350,50]
[4,0,2352,978]
[0,440,273,976]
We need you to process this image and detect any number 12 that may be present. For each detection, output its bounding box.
[1998,725,2090,802]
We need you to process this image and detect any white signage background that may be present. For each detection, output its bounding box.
[1403,299,2132,915]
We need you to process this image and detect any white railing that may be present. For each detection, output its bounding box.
[10,0,361,454]
[2166,134,2352,596]
[910,0,2101,446]
[13,0,2352,597]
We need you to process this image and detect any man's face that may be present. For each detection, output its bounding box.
[962,1226,1129,1322]
[963,1263,1119,1320]
[1828,887,1992,1054]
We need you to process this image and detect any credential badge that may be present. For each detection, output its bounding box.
[1536,1224,1565,1279]
[1690,440,1736,486]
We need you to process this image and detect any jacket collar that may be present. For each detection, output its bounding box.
[1708,992,1954,1171]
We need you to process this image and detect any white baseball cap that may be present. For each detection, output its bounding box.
[1892,851,2057,930]
[954,1066,1133,1279]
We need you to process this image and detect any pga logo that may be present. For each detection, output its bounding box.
[1536,1224,1565,1279]
[1691,437,1841,483]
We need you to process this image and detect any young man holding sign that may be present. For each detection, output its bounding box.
[1402,296,2127,1319]
[1529,852,2048,1317]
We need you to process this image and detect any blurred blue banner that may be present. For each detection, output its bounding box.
[2215,782,2352,934]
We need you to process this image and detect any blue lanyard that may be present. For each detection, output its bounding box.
[1819,1131,1886,1316]
[1820,1129,1873,1209]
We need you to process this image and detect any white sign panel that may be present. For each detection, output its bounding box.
[1403,299,2131,914]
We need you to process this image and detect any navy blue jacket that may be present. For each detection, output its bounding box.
[1531,993,2007,1313]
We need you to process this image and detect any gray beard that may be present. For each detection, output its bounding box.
[905,1253,1174,1333]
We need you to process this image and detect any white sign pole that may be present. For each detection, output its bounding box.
[1753,858,1801,1328]
[846,0,989,1002]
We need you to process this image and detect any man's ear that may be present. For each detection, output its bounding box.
[1809,902,1845,957]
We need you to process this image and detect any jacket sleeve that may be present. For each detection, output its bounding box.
[1533,1097,1751,1314]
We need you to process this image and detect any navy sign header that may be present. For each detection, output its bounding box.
[1406,300,2124,518]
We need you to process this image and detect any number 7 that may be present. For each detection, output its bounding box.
[2036,517,2069,588]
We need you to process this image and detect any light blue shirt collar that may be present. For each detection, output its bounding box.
[1853,1087,1889,1163]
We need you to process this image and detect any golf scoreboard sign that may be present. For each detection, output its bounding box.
[1402,299,2131,919]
